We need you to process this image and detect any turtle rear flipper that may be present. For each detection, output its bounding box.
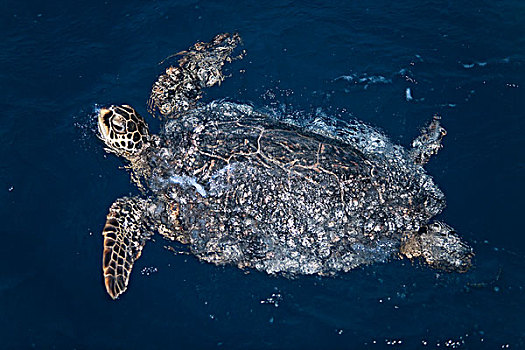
[148,33,243,117]
[409,116,447,165]
[400,221,474,272]
[102,197,152,299]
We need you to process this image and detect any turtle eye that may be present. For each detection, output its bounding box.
[111,115,126,134]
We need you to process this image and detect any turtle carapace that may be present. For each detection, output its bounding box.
[96,33,473,299]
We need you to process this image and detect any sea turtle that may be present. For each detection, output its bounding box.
[97,33,473,299]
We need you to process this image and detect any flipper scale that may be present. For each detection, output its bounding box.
[102,197,150,299]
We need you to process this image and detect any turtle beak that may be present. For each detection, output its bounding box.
[98,108,112,140]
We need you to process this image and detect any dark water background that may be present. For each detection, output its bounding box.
[1,0,524,348]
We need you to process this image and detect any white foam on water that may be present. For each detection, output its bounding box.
[405,88,413,101]
[335,73,392,89]
[92,104,102,115]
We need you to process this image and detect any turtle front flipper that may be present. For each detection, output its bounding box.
[102,196,152,299]
[409,116,447,165]
[148,33,243,117]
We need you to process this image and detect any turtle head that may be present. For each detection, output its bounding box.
[401,221,474,273]
[98,105,150,159]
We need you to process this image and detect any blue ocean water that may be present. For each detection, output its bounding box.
[1,0,524,348]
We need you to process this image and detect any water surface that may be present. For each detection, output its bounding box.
[1,0,524,348]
